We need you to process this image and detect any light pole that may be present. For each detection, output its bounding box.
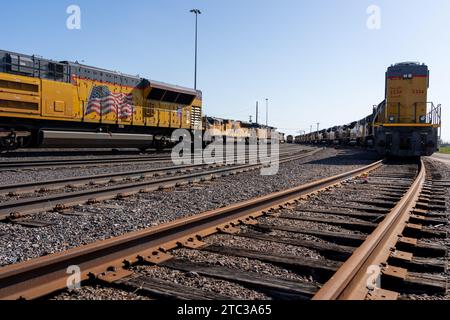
[316,123,320,140]
[265,98,269,127]
[190,9,201,90]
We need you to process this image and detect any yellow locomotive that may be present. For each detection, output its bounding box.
[295,62,441,157]
[203,116,277,144]
[0,49,279,151]
[373,62,441,156]
[0,49,202,151]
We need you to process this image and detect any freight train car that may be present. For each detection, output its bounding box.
[0,49,202,151]
[295,62,441,157]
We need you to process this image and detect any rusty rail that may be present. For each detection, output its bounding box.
[0,154,173,171]
[0,150,302,196]
[0,150,321,221]
[313,160,425,300]
[0,147,309,171]
[0,160,383,300]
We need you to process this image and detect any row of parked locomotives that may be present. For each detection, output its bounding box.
[0,49,277,151]
[202,116,278,143]
[297,117,374,147]
[295,62,441,157]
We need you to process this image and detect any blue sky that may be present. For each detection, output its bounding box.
[1,0,449,139]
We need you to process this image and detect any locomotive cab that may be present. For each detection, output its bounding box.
[373,62,441,157]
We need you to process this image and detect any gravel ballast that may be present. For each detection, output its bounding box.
[132,265,271,300]
[0,148,379,266]
[401,157,450,300]
[52,285,151,301]
[0,145,307,186]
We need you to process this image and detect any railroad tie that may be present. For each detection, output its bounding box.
[12,219,56,228]
[254,223,366,247]
[388,250,447,273]
[316,204,388,214]
[381,265,448,295]
[403,223,447,239]
[278,213,376,233]
[235,231,354,261]
[396,236,448,258]
[202,244,341,281]
[289,208,383,221]
[118,276,234,300]
[161,258,320,300]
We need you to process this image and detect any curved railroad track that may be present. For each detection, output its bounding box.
[1,158,446,300]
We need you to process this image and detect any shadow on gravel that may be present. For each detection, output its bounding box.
[303,149,381,166]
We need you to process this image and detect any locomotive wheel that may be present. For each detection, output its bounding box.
[0,136,20,152]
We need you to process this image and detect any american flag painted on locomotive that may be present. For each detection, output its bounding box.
[85,86,134,119]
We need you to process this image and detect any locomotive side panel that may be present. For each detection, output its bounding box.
[41,79,75,119]
[0,49,204,150]
[0,72,41,119]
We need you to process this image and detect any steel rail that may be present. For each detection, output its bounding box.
[313,160,425,300]
[0,150,322,221]
[0,160,383,300]
[0,155,173,170]
[0,146,309,171]
[0,150,302,196]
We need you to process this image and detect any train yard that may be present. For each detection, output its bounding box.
[0,145,448,301]
[0,52,448,303]
[1,2,449,317]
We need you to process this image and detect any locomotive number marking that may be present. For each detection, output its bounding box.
[390,88,402,96]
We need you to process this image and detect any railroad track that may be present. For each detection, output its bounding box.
[0,154,173,171]
[0,148,173,158]
[0,149,310,197]
[0,149,322,221]
[0,145,308,171]
[1,158,446,300]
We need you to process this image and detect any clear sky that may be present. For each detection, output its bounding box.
[1,1,449,139]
